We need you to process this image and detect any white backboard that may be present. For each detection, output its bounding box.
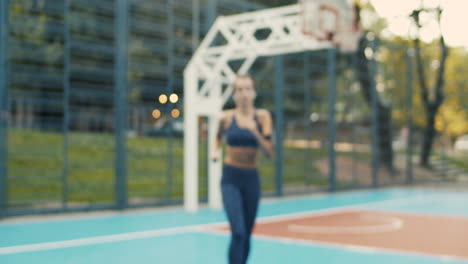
[300,0,361,52]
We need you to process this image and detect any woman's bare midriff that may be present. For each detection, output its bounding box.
[224,146,258,169]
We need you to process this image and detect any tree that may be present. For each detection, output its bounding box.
[354,2,394,172]
[435,47,468,144]
[355,34,394,172]
[410,6,448,167]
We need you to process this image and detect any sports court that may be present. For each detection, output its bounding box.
[1,0,467,263]
[1,187,468,263]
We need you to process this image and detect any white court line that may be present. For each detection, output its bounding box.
[0,193,460,256]
[358,207,468,220]
[0,187,418,226]
[2,187,460,226]
[0,225,205,255]
[251,234,468,263]
[204,229,468,263]
[260,192,468,224]
[255,194,438,224]
[287,214,404,234]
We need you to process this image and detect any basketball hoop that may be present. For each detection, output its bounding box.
[300,0,361,52]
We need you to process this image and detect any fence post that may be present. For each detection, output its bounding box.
[205,0,217,32]
[405,49,414,184]
[62,0,71,210]
[0,0,10,218]
[115,0,129,209]
[351,52,359,183]
[166,0,175,200]
[327,48,337,191]
[192,0,200,50]
[303,52,312,185]
[274,55,284,196]
[370,38,379,188]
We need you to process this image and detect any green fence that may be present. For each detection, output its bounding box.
[1,0,466,218]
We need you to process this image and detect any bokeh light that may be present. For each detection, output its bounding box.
[159,94,168,104]
[169,93,179,103]
[152,109,161,119]
[171,109,180,118]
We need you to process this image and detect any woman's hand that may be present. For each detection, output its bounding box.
[211,148,220,162]
[211,111,226,162]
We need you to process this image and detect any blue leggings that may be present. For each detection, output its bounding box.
[221,164,260,264]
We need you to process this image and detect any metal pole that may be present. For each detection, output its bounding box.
[274,55,284,196]
[327,48,337,191]
[208,114,222,209]
[303,52,312,185]
[205,0,217,32]
[192,0,200,51]
[166,0,174,200]
[370,39,379,188]
[0,0,10,218]
[405,49,414,184]
[183,65,199,212]
[62,0,71,209]
[351,53,358,184]
[114,0,129,209]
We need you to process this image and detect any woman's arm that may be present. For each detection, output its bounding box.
[251,109,275,159]
[211,111,226,162]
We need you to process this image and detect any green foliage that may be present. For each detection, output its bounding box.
[376,37,468,139]
[356,0,388,35]
[435,47,468,138]
[362,0,467,140]
[8,129,329,205]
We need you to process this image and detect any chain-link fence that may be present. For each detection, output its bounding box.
[1,0,466,218]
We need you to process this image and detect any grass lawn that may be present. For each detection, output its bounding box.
[7,129,370,208]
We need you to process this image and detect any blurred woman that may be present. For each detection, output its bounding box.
[212,75,274,264]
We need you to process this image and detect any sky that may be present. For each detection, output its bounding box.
[368,0,468,48]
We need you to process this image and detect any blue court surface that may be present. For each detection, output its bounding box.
[1,187,468,264]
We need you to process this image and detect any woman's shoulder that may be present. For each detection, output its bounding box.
[220,109,235,121]
[255,108,272,119]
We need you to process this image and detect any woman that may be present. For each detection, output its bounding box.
[212,75,274,264]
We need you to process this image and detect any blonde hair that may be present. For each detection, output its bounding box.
[233,74,255,91]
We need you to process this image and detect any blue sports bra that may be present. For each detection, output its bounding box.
[225,114,262,148]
